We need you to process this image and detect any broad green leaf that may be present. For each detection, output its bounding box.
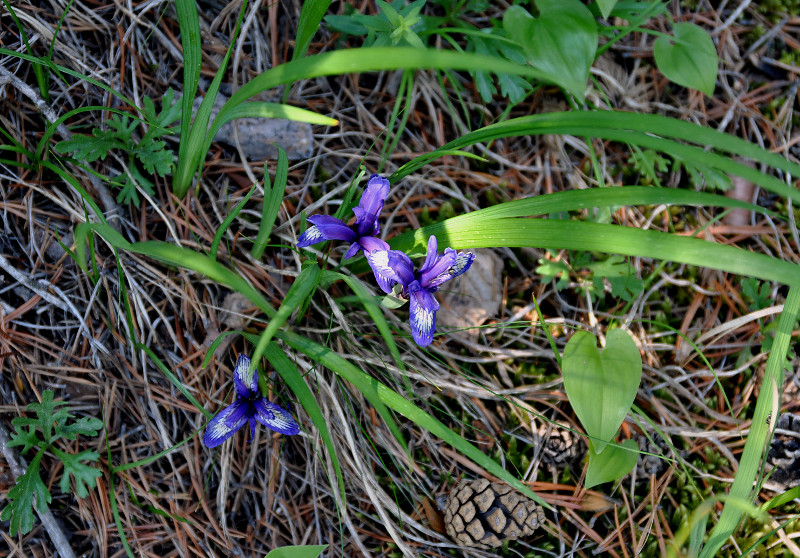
[562,329,642,453]
[585,438,638,488]
[654,23,717,96]
[596,0,618,19]
[265,545,328,558]
[504,0,597,99]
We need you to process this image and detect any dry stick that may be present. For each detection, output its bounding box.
[0,64,122,227]
[0,423,78,558]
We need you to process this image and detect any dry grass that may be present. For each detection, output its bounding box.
[1,1,800,557]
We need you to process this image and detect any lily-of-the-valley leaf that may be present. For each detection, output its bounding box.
[561,329,642,454]
[653,22,718,96]
[503,0,597,100]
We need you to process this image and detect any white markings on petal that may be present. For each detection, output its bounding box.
[297,226,323,247]
[365,249,400,294]
[203,400,248,448]
[254,400,300,435]
[409,290,438,347]
[233,354,257,397]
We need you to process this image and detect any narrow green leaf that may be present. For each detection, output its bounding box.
[654,23,717,96]
[276,329,549,509]
[385,218,800,290]
[293,0,332,60]
[334,272,405,376]
[391,111,800,204]
[596,0,618,19]
[213,102,338,129]
[700,286,800,556]
[210,183,258,262]
[262,343,344,502]
[250,264,322,369]
[173,1,249,198]
[252,148,289,259]
[265,545,329,558]
[562,329,642,453]
[138,343,212,419]
[174,0,202,176]
[585,438,638,488]
[73,224,276,320]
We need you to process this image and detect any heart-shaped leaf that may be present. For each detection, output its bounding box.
[562,329,642,453]
[653,22,717,96]
[596,0,618,19]
[585,438,638,488]
[504,0,597,100]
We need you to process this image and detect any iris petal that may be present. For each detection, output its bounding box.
[297,215,356,248]
[386,250,415,286]
[203,399,249,448]
[364,246,401,294]
[424,249,476,289]
[409,287,439,347]
[233,355,257,397]
[418,235,440,275]
[296,226,324,248]
[254,399,301,435]
[354,174,390,237]
[343,242,362,260]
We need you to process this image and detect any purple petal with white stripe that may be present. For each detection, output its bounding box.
[425,249,476,289]
[297,215,357,249]
[254,399,301,435]
[233,354,256,398]
[203,399,249,448]
[408,285,439,347]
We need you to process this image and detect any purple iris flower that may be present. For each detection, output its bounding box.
[203,355,299,448]
[297,174,391,259]
[363,235,475,347]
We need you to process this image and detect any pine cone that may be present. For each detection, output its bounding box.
[767,413,800,488]
[533,420,585,468]
[442,479,545,549]
[634,435,671,480]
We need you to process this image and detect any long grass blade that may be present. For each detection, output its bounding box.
[263,342,345,502]
[699,286,800,556]
[390,218,800,289]
[276,329,549,508]
[293,0,332,61]
[252,148,289,259]
[391,111,800,202]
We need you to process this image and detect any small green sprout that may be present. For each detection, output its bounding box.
[55,88,180,206]
[1,390,103,536]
